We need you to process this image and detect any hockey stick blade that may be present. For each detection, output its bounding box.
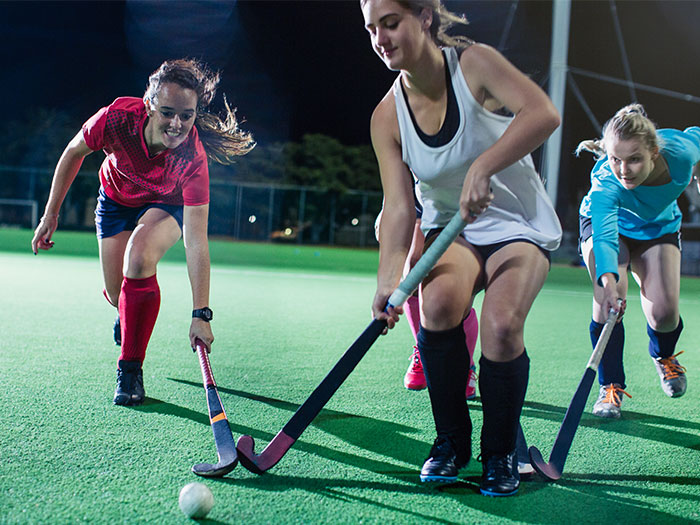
[192,339,238,477]
[529,305,620,481]
[237,318,386,474]
[528,368,596,480]
[236,212,469,474]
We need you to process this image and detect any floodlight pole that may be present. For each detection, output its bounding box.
[542,0,571,210]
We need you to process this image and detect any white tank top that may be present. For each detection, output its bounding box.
[393,47,562,250]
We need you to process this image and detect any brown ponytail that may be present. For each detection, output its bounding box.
[144,58,255,165]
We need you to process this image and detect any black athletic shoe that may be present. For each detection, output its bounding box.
[113,314,121,346]
[113,360,145,406]
[480,449,520,496]
[420,436,469,483]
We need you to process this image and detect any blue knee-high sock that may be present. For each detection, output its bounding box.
[417,324,471,458]
[590,319,625,388]
[648,317,683,359]
[478,350,529,458]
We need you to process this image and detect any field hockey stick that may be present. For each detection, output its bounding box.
[528,302,621,481]
[236,212,469,474]
[191,338,238,477]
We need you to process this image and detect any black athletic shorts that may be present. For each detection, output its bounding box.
[425,228,551,265]
[578,214,681,258]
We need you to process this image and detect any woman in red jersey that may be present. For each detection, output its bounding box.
[31,59,254,406]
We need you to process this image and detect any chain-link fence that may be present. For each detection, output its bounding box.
[0,165,382,248]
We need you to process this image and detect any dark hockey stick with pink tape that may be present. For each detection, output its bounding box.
[237,212,469,474]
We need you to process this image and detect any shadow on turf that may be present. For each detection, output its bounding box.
[164,378,700,476]
[168,377,433,474]
[213,472,697,524]
[159,379,698,523]
[520,399,700,451]
[130,396,211,426]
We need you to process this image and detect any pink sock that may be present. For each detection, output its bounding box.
[409,297,478,367]
[463,308,478,368]
[118,275,160,364]
[404,295,421,340]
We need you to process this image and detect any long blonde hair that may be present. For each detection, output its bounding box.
[576,103,661,159]
[144,59,255,165]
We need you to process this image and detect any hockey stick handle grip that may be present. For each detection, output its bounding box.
[387,212,468,308]
[195,338,216,388]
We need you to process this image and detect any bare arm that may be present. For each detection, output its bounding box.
[458,44,561,219]
[370,94,416,330]
[183,203,214,350]
[31,130,94,254]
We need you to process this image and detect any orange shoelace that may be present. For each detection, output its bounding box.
[657,351,686,380]
[602,384,632,406]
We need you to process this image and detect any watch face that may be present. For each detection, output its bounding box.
[194,308,213,321]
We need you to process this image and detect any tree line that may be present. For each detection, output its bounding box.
[0,108,382,198]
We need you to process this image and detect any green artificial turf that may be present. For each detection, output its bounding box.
[1,228,699,524]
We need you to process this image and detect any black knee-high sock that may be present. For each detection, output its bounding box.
[479,350,529,458]
[417,324,471,453]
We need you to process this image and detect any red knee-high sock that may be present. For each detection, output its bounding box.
[463,308,478,368]
[404,295,421,340]
[118,275,160,364]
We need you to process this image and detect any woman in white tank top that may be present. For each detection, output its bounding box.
[362,0,561,497]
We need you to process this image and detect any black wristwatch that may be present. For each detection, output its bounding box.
[192,307,213,322]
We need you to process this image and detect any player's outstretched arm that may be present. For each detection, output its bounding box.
[184,203,214,351]
[31,131,93,254]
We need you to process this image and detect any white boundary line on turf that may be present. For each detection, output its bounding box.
[540,288,700,306]
[212,266,375,284]
[211,266,700,306]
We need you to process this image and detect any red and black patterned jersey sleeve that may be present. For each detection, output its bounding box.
[81,105,109,151]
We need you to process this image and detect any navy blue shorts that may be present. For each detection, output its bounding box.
[94,188,183,239]
[578,215,681,258]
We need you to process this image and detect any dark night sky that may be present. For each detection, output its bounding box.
[1,0,554,144]
[2,0,699,227]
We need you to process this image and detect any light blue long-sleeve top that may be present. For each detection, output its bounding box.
[579,127,700,284]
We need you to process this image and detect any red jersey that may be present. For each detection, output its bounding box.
[82,97,209,207]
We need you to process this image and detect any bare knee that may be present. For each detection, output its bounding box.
[647,306,679,332]
[421,295,466,331]
[123,247,158,278]
[481,313,524,360]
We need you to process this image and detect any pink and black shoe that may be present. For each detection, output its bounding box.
[404,346,427,390]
